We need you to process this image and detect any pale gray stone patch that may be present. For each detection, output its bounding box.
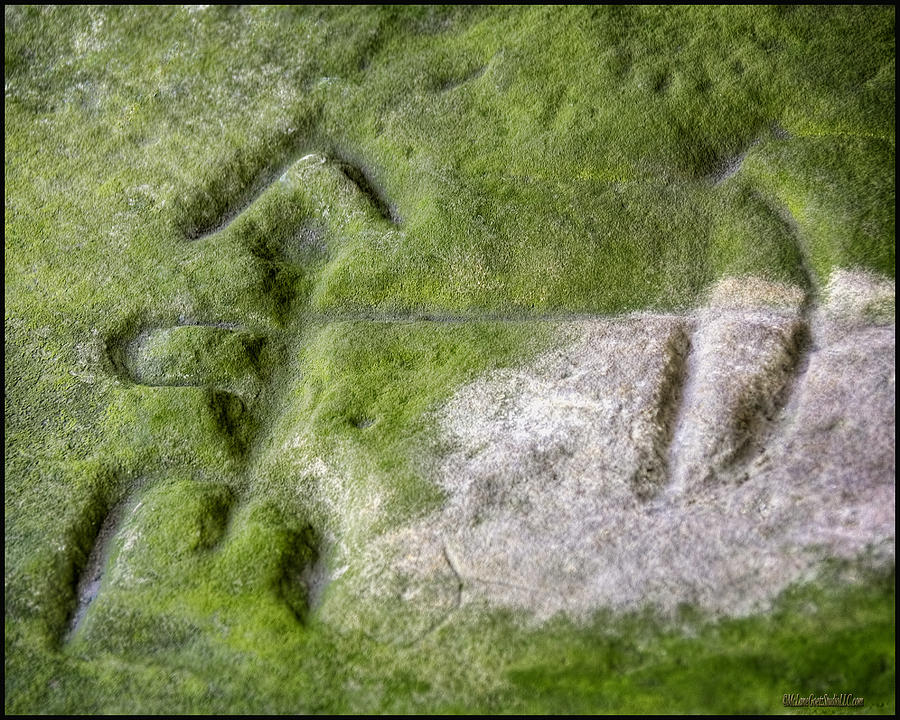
[820,268,895,333]
[331,273,894,635]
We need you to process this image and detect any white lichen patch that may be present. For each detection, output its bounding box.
[344,275,894,627]
[821,268,895,329]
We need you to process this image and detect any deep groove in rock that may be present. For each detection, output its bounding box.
[208,390,252,458]
[633,321,692,500]
[65,495,130,640]
[728,194,818,477]
[333,158,400,224]
[277,525,322,625]
[184,161,291,241]
[180,123,321,242]
[662,321,698,497]
[726,317,812,474]
[752,190,818,302]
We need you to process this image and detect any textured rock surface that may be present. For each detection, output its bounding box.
[667,286,806,497]
[341,274,894,633]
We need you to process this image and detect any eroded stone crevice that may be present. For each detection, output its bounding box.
[666,303,807,498]
[65,487,140,641]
